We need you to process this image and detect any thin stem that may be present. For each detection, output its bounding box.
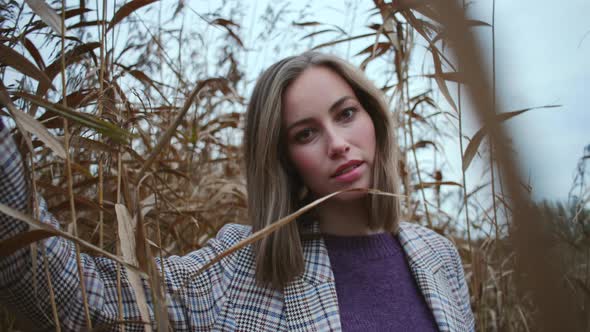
[457,42,473,254]
[42,244,62,332]
[97,0,107,251]
[490,0,499,241]
[61,1,92,328]
[155,201,167,304]
[586,246,590,332]
[490,2,503,326]
[408,101,432,227]
[112,2,125,327]
[116,245,124,332]
[29,146,40,296]
[98,159,104,249]
[457,0,475,324]
[403,28,432,227]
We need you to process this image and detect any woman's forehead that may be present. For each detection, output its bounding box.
[282,67,356,122]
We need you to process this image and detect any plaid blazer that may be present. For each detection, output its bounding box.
[0,121,474,331]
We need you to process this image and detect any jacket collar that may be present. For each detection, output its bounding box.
[298,219,334,285]
[397,221,444,273]
[283,220,341,331]
[398,222,464,332]
[284,220,464,332]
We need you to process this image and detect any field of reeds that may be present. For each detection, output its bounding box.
[0,0,588,331]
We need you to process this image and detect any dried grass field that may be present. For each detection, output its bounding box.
[0,0,588,331]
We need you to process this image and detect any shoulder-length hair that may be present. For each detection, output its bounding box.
[243,51,401,289]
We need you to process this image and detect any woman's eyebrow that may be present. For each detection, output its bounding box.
[328,95,354,113]
[286,95,354,132]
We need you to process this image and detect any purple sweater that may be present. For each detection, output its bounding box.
[324,232,439,331]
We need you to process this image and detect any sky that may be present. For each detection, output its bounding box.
[476,0,590,202]
[230,0,590,203]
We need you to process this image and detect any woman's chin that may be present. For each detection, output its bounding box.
[329,188,369,202]
[307,185,371,204]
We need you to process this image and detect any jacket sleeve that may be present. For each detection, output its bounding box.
[0,119,243,331]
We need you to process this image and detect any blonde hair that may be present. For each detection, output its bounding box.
[243,51,401,289]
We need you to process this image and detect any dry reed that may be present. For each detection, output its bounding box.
[0,0,588,331]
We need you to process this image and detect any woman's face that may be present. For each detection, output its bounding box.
[282,66,376,201]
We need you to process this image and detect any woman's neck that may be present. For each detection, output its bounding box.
[317,198,383,236]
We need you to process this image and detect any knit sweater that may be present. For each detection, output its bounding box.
[324,232,439,331]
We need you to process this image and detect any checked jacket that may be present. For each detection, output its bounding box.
[0,120,474,331]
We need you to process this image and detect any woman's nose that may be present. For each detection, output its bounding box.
[327,130,350,159]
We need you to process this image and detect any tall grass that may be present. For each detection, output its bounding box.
[0,0,588,331]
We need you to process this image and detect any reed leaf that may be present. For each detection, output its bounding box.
[68,20,108,30]
[17,92,130,144]
[44,42,101,81]
[0,44,53,88]
[0,202,145,276]
[25,7,91,34]
[311,31,390,50]
[21,37,46,70]
[23,0,62,35]
[301,29,340,40]
[414,181,462,190]
[0,84,66,158]
[108,0,158,31]
[410,140,437,150]
[292,21,322,26]
[211,18,244,48]
[462,105,561,171]
[430,47,458,112]
[0,230,55,256]
[115,204,152,331]
[425,72,466,84]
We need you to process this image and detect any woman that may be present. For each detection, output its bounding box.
[0,52,474,331]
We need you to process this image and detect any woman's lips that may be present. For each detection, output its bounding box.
[332,160,363,177]
[331,162,364,183]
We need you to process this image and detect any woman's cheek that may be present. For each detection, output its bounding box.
[290,147,322,182]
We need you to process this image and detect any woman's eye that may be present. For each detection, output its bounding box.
[294,128,315,143]
[338,108,357,121]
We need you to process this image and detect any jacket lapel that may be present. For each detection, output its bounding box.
[283,221,465,331]
[284,221,342,331]
[398,222,464,332]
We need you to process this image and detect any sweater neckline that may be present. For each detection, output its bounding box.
[322,232,401,259]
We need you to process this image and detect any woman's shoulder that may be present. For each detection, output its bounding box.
[214,223,253,246]
[398,221,462,268]
[166,223,254,275]
[398,221,454,246]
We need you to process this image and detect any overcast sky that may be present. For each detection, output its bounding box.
[475,0,590,202]
[231,0,589,203]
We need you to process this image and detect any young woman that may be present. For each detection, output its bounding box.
[0,52,474,331]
